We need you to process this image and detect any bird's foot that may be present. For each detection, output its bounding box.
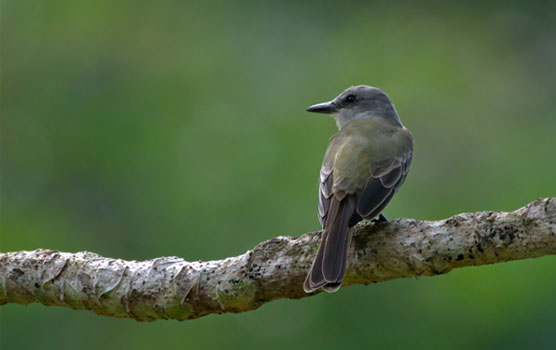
[372,214,389,223]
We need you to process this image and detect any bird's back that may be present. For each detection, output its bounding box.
[322,118,412,209]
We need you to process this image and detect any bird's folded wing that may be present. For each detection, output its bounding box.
[357,128,413,218]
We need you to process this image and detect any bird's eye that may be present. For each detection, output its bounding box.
[345,94,356,103]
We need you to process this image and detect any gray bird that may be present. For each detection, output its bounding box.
[304,85,413,293]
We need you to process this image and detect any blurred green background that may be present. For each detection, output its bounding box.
[1,1,555,349]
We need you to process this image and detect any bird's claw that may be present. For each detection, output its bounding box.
[372,214,389,223]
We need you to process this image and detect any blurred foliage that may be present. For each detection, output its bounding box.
[1,1,555,349]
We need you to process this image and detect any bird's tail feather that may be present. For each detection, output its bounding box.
[304,196,356,293]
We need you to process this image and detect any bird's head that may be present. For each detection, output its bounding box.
[306,85,402,129]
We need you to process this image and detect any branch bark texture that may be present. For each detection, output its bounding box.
[1,198,555,321]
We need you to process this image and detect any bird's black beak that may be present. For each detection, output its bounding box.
[306,101,337,114]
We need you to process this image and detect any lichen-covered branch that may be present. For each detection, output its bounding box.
[1,198,555,321]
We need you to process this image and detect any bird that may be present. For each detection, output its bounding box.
[303,85,413,293]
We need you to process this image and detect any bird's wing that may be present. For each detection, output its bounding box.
[356,127,413,218]
[317,131,364,225]
[317,135,339,226]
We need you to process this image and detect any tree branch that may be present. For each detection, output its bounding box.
[1,198,555,321]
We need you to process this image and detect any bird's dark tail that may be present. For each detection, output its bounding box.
[304,196,356,293]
